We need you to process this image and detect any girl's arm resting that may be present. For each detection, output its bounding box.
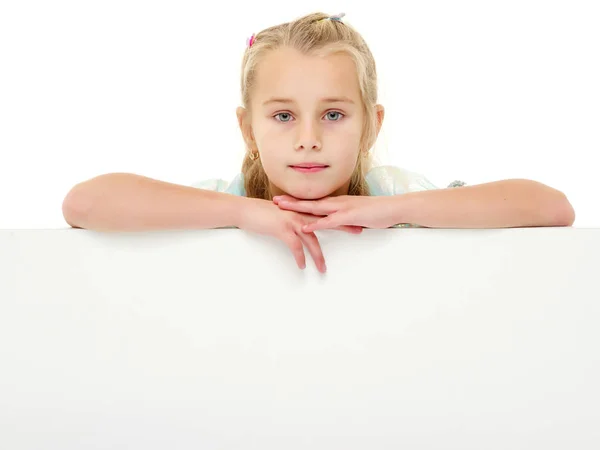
[390,178,575,229]
[62,173,248,232]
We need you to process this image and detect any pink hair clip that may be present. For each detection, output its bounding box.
[246,33,256,48]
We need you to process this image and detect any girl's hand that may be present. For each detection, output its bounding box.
[273,194,400,232]
[236,198,362,273]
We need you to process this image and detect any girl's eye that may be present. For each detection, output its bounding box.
[273,111,345,122]
[275,112,293,122]
[325,111,344,121]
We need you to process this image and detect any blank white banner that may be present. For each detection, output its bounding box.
[1,227,599,449]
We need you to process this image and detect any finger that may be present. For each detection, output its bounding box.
[335,225,363,234]
[281,232,307,269]
[272,195,296,204]
[296,229,327,273]
[278,199,338,216]
[303,213,348,233]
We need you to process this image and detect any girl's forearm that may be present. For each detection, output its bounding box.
[392,179,575,229]
[62,173,246,232]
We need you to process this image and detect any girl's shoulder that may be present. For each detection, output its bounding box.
[365,165,467,196]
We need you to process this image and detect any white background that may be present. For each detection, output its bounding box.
[1,0,598,229]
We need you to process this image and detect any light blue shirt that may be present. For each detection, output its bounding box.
[191,165,466,228]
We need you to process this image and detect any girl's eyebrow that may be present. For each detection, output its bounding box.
[262,96,355,106]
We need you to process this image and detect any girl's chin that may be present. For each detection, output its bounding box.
[282,186,333,200]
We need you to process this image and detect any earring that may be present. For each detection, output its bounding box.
[249,149,259,160]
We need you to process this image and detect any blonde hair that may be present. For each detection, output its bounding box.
[239,12,381,199]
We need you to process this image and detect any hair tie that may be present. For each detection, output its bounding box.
[318,12,346,23]
[329,12,346,21]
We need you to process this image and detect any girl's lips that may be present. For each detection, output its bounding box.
[290,165,328,173]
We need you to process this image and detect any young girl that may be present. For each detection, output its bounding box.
[62,11,575,274]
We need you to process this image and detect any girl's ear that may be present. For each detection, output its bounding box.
[374,104,385,136]
[236,107,255,149]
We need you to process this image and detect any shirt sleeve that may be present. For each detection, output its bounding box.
[190,178,230,192]
[366,165,467,196]
[190,173,246,196]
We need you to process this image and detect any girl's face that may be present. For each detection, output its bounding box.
[238,46,383,200]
